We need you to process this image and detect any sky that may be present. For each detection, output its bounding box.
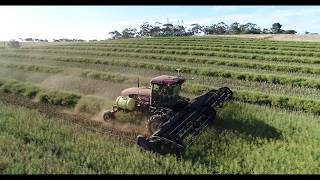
[0,6,320,41]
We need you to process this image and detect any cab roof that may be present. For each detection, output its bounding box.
[150,75,185,85]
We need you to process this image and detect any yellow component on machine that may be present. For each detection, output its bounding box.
[115,96,136,111]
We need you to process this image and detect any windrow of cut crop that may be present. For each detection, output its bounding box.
[0,63,63,73]
[36,90,81,107]
[19,46,320,65]
[103,40,320,52]
[39,40,320,52]
[0,79,80,107]
[104,37,320,49]
[61,42,320,54]
[0,79,41,98]
[0,78,144,121]
[39,42,320,58]
[0,79,110,114]
[108,40,320,51]
[5,50,320,76]
[40,41,320,53]
[28,45,320,73]
[1,77,320,115]
[4,58,320,100]
[5,47,320,66]
[80,70,128,82]
[5,49,320,80]
[74,95,114,115]
[3,51,320,89]
[182,83,320,114]
[133,36,320,47]
[0,62,129,83]
[3,59,320,100]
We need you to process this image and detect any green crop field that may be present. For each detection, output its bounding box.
[1,36,320,174]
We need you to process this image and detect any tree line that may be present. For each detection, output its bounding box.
[109,21,297,39]
[22,38,49,42]
[26,38,103,42]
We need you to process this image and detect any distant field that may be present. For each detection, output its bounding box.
[1,36,320,174]
[210,34,320,42]
[0,41,77,48]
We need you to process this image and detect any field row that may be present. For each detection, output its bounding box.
[1,65,320,114]
[140,36,320,46]
[51,40,320,53]
[3,51,320,90]
[46,42,320,58]
[185,83,320,114]
[32,45,320,72]
[2,57,319,101]
[0,78,115,116]
[19,46,320,65]
[110,37,320,49]
[93,40,320,53]
[6,49,320,81]
[0,62,130,83]
[4,50,320,79]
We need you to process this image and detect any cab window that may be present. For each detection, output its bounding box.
[173,85,180,96]
[153,84,160,91]
[153,84,160,90]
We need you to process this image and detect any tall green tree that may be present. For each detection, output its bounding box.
[203,25,215,35]
[139,22,152,37]
[215,22,228,34]
[239,23,261,34]
[149,22,162,37]
[229,22,241,34]
[270,23,283,34]
[109,31,122,40]
[173,25,186,36]
[121,28,137,38]
[162,23,174,36]
[190,24,203,35]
